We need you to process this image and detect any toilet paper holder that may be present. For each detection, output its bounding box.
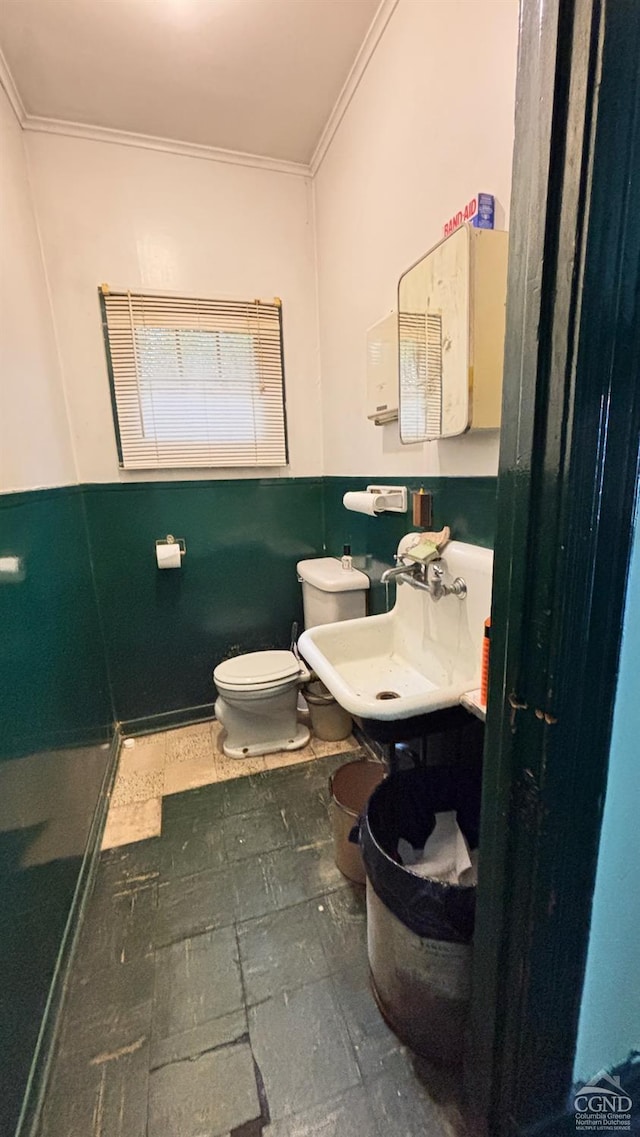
[365,485,408,513]
[156,534,187,558]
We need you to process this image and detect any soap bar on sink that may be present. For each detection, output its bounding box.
[403,537,439,564]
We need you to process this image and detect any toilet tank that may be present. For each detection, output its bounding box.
[297,558,370,628]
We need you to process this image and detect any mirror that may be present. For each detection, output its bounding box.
[398,224,508,444]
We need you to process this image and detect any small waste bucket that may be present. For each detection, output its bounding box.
[304,680,352,741]
[329,760,386,884]
[360,765,482,1064]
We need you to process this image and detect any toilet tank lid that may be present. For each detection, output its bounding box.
[297,557,370,593]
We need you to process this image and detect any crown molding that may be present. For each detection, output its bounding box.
[21,115,311,177]
[309,0,399,176]
[1,0,398,180]
[0,45,26,124]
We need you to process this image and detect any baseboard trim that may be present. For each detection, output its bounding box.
[119,703,216,737]
[16,730,122,1137]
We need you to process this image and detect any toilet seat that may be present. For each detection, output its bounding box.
[214,649,304,693]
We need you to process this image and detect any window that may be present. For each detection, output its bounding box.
[100,288,288,469]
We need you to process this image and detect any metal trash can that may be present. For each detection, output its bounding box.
[361,765,481,1064]
[304,680,352,741]
[329,760,386,883]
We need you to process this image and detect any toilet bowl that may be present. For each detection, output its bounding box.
[214,650,310,759]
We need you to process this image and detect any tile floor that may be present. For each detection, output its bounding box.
[102,718,360,850]
[39,743,469,1137]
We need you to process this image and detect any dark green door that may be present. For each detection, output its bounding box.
[466,1,640,1132]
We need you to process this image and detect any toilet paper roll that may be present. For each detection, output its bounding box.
[156,542,182,569]
[342,491,383,516]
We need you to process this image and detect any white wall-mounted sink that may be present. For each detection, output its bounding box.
[298,541,493,721]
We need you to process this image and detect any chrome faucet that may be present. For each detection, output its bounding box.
[380,556,467,599]
[380,560,421,585]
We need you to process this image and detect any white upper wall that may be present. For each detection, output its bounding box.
[314,0,519,477]
[0,84,75,492]
[3,0,518,489]
[26,133,323,482]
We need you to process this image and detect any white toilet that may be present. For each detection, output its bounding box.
[213,557,369,759]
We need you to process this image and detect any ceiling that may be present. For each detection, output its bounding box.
[0,0,381,164]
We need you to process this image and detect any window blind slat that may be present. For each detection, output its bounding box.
[102,289,288,470]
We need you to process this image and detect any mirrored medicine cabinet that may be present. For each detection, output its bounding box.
[398,224,509,444]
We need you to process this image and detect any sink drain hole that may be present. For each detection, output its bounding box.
[376,690,400,700]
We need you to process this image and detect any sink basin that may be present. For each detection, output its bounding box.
[298,541,493,721]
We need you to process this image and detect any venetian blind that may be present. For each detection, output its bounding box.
[101,289,288,469]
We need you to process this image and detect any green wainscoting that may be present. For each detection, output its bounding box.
[1,475,497,735]
[0,487,113,759]
[82,478,325,723]
[0,487,115,1135]
[1,476,498,737]
[323,476,497,614]
[0,740,115,1137]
